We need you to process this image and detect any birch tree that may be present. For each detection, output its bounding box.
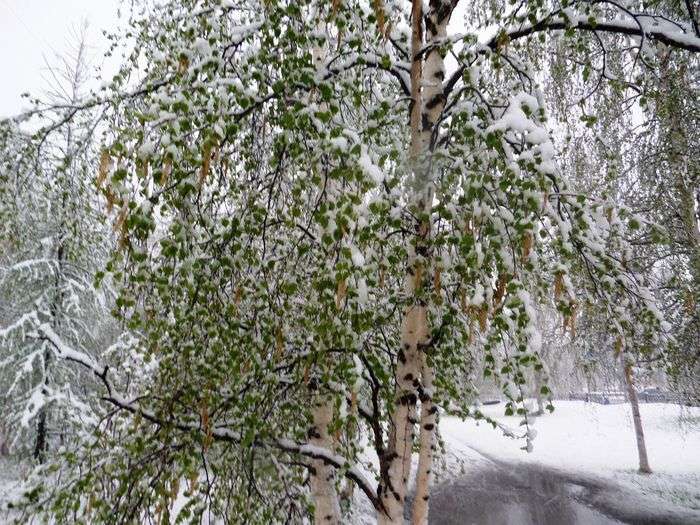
[7,0,700,523]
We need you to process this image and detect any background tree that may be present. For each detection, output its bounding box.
[0,29,117,462]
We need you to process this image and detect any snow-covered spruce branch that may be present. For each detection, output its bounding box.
[36,324,382,513]
[37,324,101,373]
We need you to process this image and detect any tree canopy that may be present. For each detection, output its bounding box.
[1,0,698,523]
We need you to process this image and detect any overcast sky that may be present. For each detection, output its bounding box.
[0,1,474,119]
[0,0,119,118]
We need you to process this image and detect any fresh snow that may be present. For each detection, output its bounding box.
[350,400,700,523]
[2,401,698,523]
[440,401,700,514]
[441,401,700,476]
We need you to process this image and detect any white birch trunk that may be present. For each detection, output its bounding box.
[621,353,652,474]
[379,307,425,524]
[378,1,428,520]
[378,1,457,522]
[306,28,343,524]
[309,397,342,524]
[412,353,436,525]
[410,2,455,523]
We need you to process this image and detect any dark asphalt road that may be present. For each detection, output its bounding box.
[426,455,700,525]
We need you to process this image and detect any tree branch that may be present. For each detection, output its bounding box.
[37,323,382,514]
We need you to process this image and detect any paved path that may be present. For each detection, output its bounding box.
[426,451,700,525]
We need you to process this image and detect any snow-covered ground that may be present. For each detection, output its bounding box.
[440,401,700,514]
[3,401,698,523]
[351,400,700,523]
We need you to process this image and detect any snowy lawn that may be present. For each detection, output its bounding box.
[440,400,700,512]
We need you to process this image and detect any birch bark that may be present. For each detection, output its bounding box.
[306,28,343,522]
[411,2,456,523]
[379,2,457,523]
[309,397,342,524]
[621,353,652,474]
[412,353,436,524]
[378,1,426,521]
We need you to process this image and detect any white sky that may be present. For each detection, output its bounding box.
[0,1,466,119]
[0,0,119,118]
[0,1,477,120]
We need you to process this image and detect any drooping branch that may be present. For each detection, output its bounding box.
[443,10,700,100]
[502,14,700,53]
[322,53,411,97]
[36,323,382,513]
